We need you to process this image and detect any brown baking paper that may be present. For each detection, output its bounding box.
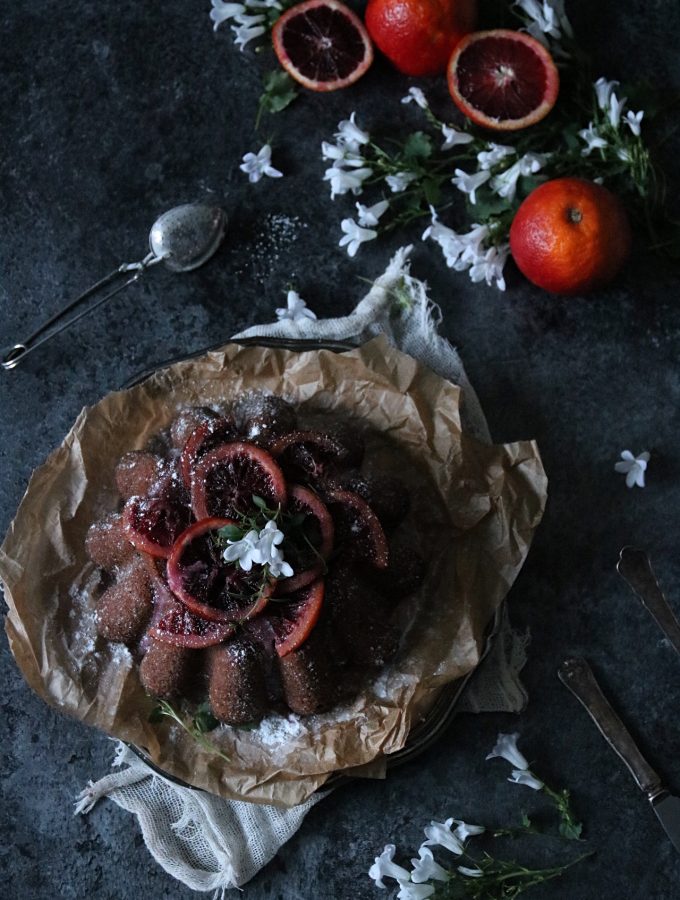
[0,336,547,806]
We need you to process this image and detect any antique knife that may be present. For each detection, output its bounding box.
[559,657,680,853]
[617,547,680,657]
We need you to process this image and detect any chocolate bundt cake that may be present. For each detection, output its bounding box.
[86,394,424,725]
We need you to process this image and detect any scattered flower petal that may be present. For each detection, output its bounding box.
[239,144,283,183]
[615,450,650,488]
[368,844,410,889]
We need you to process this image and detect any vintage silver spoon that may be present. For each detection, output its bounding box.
[1,203,227,371]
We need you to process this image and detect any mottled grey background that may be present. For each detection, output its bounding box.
[2,1,680,898]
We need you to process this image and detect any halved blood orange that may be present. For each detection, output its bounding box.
[270,430,347,481]
[147,576,235,649]
[180,416,239,489]
[190,442,287,520]
[166,517,273,623]
[123,475,192,559]
[270,580,325,657]
[325,487,389,569]
[272,0,373,93]
[447,29,559,131]
[276,484,335,594]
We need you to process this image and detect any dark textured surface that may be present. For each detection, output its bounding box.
[2,1,680,898]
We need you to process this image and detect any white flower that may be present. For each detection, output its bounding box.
[509,769,544,790]
[410,846,449,884]
[368,844,410,889]
[578,123,608,156]
[452,820,485,843]
[451,168,491,204]
[422,819,464,856]
[401,87,429,109]
[594,77,619,112]
[486,733,530,770]
[458,866,484,878]
[320,141,367,169]
[275,290,317,323]
[239,144,283,183]
[386,171,417,193]
[335,112,370,151]
[608,92,628,129]
[396,880,435,900]
[255,521,293,577]
[356,199,389,227]
[441,124,474,150]
[324,165,373,199]
[514,0,572,46]
[468,243,510,291]
[223,529,261,571]
[339,218,377,257]
[477,143,514,170]
[491,153,547,203]
[210,1,246,30]
[625,109,644,137]
[615,450,650,488]
[231,15,267,50]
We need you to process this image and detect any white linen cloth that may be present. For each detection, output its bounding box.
[75,246,530,894]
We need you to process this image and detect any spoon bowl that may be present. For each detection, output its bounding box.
[2,202,228,370]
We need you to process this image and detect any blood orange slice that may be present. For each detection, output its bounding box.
[276,485,335,594]
[147,576,235,649]
[325,488,389,569]
[180,416,240,488]
[167,518,273,623]
[272,0,373,92]
[270,430,347,481]
[123,475,192,559]
[269,580,325,657]
[447,29,559,131]
[191,442,287,520]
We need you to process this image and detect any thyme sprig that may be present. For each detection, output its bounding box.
[148,700,230,763]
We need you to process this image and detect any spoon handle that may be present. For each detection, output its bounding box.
[559,657,664,799]
[1,253,160,371]
[617,547,680,657]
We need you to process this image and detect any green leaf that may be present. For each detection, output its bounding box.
[148,705,165,724]
[252,494,268,510]
[559,820,583,841]
[403,131,433,161]
[423,178,442,207]
[193,703,220,734]
[521,812,532,829]
[217,524,243,542]
[259,69,298,116]
[468,192,512,221]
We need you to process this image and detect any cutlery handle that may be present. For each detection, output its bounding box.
[559,657,664,800]
[617,547,680,657]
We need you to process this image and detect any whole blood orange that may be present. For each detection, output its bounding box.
[509,178,632,295]
[365,0,476,77]
[447,29,559,131]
